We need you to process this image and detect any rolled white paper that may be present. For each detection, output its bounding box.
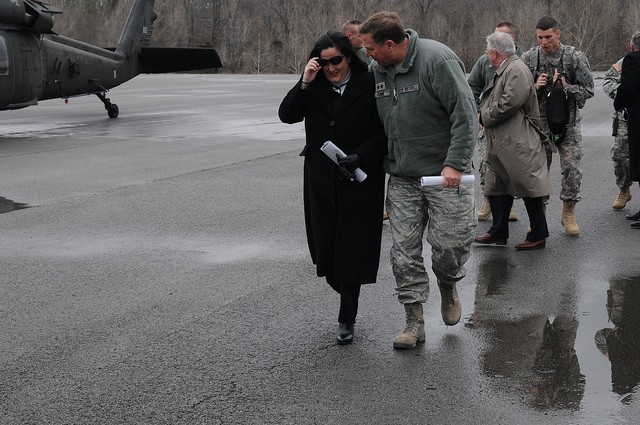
[320,141,367,182]
[420,175,475,186]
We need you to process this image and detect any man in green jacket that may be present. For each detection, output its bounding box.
[361,12,477,350]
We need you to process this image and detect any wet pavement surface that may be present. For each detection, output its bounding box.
[1,74,639,424]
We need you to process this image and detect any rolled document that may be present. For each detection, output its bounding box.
[320,141,367,182]
[420,175,475,186]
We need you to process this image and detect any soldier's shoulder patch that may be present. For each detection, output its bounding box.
[376,82,386,91]
[613,63,622,72]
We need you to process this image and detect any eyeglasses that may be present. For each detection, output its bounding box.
[317,55,344,67]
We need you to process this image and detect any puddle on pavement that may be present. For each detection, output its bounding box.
[472,274,640,418]
[0,197,29,214]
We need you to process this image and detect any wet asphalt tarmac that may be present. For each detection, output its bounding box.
[1,74,639,424]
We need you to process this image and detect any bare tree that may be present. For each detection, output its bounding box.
[622,0,640,39]
[556,0,613,69]
[45,0,629,73]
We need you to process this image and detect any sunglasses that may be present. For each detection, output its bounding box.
[316,55,344,67]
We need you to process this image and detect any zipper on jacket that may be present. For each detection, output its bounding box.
[392,75,399,137]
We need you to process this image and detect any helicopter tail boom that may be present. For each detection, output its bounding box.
[139,47,222,73]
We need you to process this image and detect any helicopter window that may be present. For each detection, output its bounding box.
[0,36,8,75]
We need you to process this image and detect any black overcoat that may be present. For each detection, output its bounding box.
[614,50,640,182]
[278,68,387,285]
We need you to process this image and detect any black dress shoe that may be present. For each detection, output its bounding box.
[631,221,640,229]
[474,233,507,246]
[336,322,354,344]
[626,210,640,220]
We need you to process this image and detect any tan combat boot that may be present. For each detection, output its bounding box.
[508,209,518,221]
[439,282,462,326]
[393,303,425,349]
[477,196,491,221]
[612,187,632,210]
[561,201,580,236]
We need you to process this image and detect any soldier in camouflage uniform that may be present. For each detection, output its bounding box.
[603,57,633,210]
[521,16,594,237]
[468,22,522,222]
[361,12,476,350]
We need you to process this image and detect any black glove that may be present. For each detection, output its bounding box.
[337,153,360,173]
[335,153,357,181]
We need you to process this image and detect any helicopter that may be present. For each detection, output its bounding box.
[0,0,222,118]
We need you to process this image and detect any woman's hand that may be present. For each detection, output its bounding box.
[301,58,321,88]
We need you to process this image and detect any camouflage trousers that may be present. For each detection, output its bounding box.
[386,176,476,305]
[476,129,487,188]
[611,120,631,189]
[544,122,583,202]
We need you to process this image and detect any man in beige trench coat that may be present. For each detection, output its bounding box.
[474,31,551,250]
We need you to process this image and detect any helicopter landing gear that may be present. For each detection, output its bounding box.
[96,91,119,118]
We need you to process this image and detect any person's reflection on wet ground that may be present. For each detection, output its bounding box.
[465,256,511,328]
[594,276,640,398]
[529,315,585,410]
[468,252,584,410]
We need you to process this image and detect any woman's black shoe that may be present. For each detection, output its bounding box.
[336,322,354,344]
[626,210,640,221]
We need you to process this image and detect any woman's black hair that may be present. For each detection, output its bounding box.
[307,31,368,76]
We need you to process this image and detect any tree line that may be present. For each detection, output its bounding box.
[47,0,640,73]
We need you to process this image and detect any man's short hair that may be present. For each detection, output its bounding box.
[536,16,559,31]
[361,11,406,45]
[342,19,362,33]
[487,31,516,56]
[495,21,517,37]
[631,30,640,50]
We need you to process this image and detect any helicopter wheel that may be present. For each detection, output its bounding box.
[107,104,119,118]
[96,92,119,118]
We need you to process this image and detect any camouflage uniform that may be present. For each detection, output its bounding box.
[603,58,631,190]
[521,44,594,202]
[476,128,487,187]
[386,177,475,303]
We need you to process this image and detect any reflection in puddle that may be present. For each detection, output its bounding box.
[529,315,585,410]
[472,270,640,415]
[594,276,640,397]
[0,197,29,214]
[479,314,585,410]
[465,256,512,328]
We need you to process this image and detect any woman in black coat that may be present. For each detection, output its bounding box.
[278,32,387,344]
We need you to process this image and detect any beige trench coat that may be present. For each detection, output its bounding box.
[480,54,550,198]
